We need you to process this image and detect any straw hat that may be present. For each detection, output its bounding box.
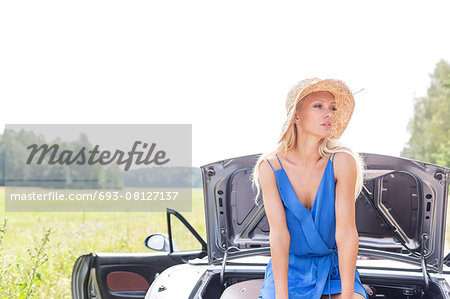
[281,77,356,141]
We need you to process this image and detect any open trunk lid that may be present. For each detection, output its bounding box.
[200,153,450,273]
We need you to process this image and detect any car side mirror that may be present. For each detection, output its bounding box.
[144,233,179,252]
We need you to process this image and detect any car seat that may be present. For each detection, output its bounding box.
[219,279,374,299]
[219,279,264,299]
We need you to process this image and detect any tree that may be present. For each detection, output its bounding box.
[401,59,450,168]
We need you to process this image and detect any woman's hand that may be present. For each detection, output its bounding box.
[340,289,356,299]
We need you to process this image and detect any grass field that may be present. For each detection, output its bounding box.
[1,186,450,298]
[0,187,206,298]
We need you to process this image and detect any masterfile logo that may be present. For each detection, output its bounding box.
[4,124,192,212]
[26,141,170,171]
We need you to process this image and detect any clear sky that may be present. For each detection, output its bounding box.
[1,0,449,167]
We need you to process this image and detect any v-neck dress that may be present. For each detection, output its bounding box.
[259,153,368,299]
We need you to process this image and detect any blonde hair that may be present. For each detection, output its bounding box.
[251,104,366,206]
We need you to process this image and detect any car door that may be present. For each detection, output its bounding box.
[71,208,207,299]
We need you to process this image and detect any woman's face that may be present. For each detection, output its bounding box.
[294,91,336,139]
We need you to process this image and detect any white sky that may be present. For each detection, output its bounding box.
[1,1,449,167]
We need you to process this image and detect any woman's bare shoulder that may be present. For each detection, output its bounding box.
[262,151,283,171]
[259,152,280,180]
[334,151,356,164]
[333,152,357,181]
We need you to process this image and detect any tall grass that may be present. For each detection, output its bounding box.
[0,219,52,298]
[0,187,206,298]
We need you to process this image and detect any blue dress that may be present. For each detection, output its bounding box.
[259,153,368,299]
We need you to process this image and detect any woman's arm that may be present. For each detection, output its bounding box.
[259,159,290,299]
[334,152,359,299]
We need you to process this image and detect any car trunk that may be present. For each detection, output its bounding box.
[197,264,449,299]
[199,152,450,298]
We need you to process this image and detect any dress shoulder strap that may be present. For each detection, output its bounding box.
[275,153,284,169]
[265,153,284,172]
[265,159,275,171]
[331,152,336,162]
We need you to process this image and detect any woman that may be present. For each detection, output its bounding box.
[251,78,368,299]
